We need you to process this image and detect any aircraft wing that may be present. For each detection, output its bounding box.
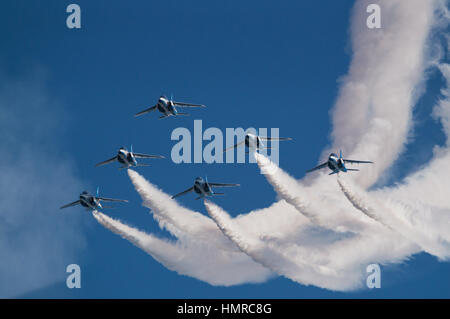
[209,183,240,187]
[306,162,328,173]
[60,200,81,209]
[223,141,245,152]
[259,137,292,141]
[173,101,206,108]
[95,156,117,167]
[171,186,194,199]
[97,197,129,203]
[343,159,373,164]
[135,105,157,117]
[133,153,165,159]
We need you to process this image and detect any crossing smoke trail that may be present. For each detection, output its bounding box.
[204,200,363,291]
[204,200,417,291]
[337,176,450,259]
[92,210,273,285]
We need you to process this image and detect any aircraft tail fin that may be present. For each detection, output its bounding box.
[329,171,337,175]
[212,193,225,196]
[175,112,190,116]
[347,168,359,172]
[339,149,343,159]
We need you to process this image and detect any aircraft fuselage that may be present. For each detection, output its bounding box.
[245,134,263,149]
[327,153,346,173]
[193,178,213,197]
[157,96,178,116]
[117,148,137,167]
[79,192,101,210]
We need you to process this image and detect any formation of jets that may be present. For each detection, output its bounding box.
[60,94,373,212]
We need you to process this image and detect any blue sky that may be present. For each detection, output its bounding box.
[1,0,450,298]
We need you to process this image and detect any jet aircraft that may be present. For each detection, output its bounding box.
[224,133,292,153]
[306,150,373,175]
[172,177,240,200]
[60,188,128,210]
[135,95,206,119]
[95,146,164,169]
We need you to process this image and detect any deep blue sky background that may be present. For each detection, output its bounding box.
[1,0,449,298]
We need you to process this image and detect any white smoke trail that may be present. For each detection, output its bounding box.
[360,62,450,254]
[92,210,273,285]
[204,200,418,291]
[327,0,438,188]
[374,63,450,210]
[255,152,380,234]
[204,200,362,291]
[337,176,450,259]
[128,169,233,251]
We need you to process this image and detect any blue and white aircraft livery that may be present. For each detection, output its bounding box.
[60,188,128,211]
[135,95,206,119]
[306,150,373,175]
[172,177,240,200]
[95,146,165,169]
